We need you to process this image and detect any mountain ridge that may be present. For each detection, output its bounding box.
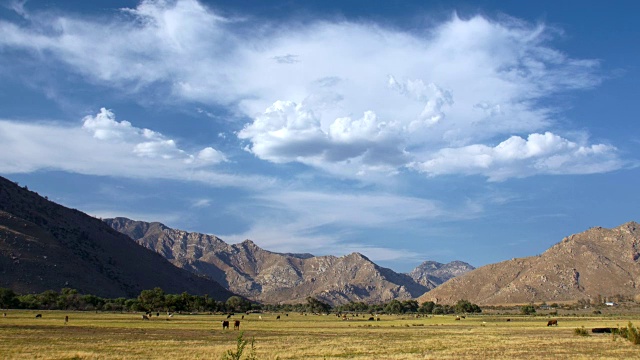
[106,217,471,305]
[418,221,640,305]
[0,176,234,300]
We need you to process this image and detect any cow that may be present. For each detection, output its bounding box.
[547,320,558,326]
[455,316,461,321]
[3,312,6,317]
[234,320,240,330]
[142,315,150,320]
[276,315,281,320]
[64,316,69,324]
[368,317,374,321]
[226,314,232,319]
[506,318,511,322]
[35,314,42,318]
[222,320,230,329]
[241,315,244,320]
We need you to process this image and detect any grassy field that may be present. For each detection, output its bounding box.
[1,310,639,359]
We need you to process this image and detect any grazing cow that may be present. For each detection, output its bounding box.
[376,318,380,321]
[547,320,558,326]
[142,315,150,320]
[506,319,511,322]
[226,314,232,319]
[241,315,244,320]
[368,317,374,321]
[234,320,240,330]
[35,314,42,318]
[285,313,288,317]
[455,316,461,321]
[276,315,281,320]
[461,316,466,319]
[156,312,160,317]
[222,320,230,329]
[64,316,69,324]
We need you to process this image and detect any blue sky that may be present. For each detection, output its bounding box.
[1,0,638,272]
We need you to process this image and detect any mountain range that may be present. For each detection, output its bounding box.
[0,176,233,300]
[105,217,472,305]
[418,222,640,305]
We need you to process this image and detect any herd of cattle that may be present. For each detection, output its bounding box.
[18,312,628,334]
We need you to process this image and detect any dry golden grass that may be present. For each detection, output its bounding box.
[1,311,638,359]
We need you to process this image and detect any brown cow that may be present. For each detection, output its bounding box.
[142,315,150,320]
[222,320,230,329]
[547,319,558,326]
[64,315,69,324]
[234,320,240,330]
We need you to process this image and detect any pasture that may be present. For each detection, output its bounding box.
[1,311,638,359]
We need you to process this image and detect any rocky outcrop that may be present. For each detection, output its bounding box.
[408,260,475,287]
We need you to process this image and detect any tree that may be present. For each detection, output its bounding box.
[419,301,435,314]
[306,297,331,314]
[0,288,18,309]
[384,300,404,314]
[226,296,251,312]
[138,287,166,311]
[520,304,536,315]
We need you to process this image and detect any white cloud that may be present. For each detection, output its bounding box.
[410,132,621,181]
[221,189,482,260]
[0,109,270,187]
[0,0,623,180]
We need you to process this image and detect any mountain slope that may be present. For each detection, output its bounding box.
[408,260,475,287]
[418,222,640,305]
[0,176,234,300]
[106,217,432,305]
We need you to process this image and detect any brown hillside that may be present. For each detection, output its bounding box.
[418,222,640,305]
[106,217,431,305]
[0,176,234,300]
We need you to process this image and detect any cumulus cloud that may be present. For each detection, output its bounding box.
[0,109,254,186]
[410,132,621,181]
[0,0,623,180]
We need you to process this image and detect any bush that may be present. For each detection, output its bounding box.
[574,326,589,336]
[618,322,640,345]
[221,332,257,360]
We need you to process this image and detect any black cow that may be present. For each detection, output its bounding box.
[368,317,374,321]
[547,319,558,326]
[276,315,281,320]
[64,315,69,324]
[222,320,230,329]
[35,314,42,318]
[234,320,240,330]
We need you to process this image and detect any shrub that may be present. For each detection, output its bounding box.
[618,322,640,345]
[574,326,589,336]
[221,332,257,360]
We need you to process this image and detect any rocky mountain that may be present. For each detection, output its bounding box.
[408,260,475,288]
[105,217,433,305]
[418,222,640,305]
[0,176,234,300]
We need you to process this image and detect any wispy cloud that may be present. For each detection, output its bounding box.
[0,109,270,189]
[0,0,623,181]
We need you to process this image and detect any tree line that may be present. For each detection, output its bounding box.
[0,287,481,315]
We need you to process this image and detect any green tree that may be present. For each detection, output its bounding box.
[520,304,536,315]
[384,299,404,314]
[306,297,331,314]
[418,301,435,314]
[226,296,251,313]
[138,287,166,311]
[0,288,18,309]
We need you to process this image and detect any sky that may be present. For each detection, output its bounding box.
[1,0,638,273]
